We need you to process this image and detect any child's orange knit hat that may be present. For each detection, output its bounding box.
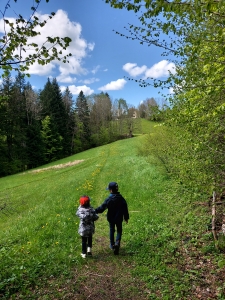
[80,195,90,206]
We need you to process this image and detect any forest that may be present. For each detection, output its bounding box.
[0,73,157,176]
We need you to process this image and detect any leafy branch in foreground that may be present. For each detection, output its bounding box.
[0,0,72,75]
[105,0,224,91]
[106,1,225,194]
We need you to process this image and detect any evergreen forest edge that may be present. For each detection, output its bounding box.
[0,74,160,177]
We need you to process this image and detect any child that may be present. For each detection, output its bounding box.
[76,195,99,258]
[95,182,129,255]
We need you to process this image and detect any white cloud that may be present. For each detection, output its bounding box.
[61,84,94,96]
[0,10,94,79]
[58,56,87,78]
[88,43,95,51]
[91,65,100,74]
[56,75,77,83]
[98,79,127,91]
[122,60,176,79]
[144,60,176,79]
[80,78,100,84]
[28,62,56,75]
[123,63,147,77]
[169,87,175,94]
[0,17,14,31]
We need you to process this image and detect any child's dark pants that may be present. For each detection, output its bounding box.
[109,222,122,246]
[81,236,92,254]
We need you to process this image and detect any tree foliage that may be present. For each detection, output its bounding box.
[89,92,113,146]
[138,97,159,120]
[106,0,225,194]
[0,0,72,75]
[75,90,91,151]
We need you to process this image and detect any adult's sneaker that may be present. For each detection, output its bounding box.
[114,244,119,255]
[109,244,115,250]
[81,253,86,258]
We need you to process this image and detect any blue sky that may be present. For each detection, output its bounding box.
[0,0,175,107]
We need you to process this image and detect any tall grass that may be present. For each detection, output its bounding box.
[0,121,215,299]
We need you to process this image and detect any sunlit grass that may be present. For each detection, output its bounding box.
[0,120,212,299]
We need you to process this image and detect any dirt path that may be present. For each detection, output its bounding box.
[68,236,150,300]
[75,236,150,299]
[26,236,150,300]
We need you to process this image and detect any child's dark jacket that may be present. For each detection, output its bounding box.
[95,192,129,223]
[76,205,99,237]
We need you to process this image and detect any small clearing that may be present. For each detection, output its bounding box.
[28,160,84,173]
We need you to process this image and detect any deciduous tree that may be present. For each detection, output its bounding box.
[106,0,225,194]
[0,0,72,76]
[89,92,113,146]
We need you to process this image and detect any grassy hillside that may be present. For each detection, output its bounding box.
[0,121,223,299]
[133,118,158,135]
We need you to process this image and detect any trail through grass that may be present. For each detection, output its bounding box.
[0,128,221,299]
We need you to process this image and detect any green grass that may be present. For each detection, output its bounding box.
[0,121,221,299]
[133,118,158,135]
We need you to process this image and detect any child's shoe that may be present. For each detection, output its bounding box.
[81,253,86,258]
[87,247,92,256]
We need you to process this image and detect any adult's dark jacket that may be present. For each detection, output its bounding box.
[95,192,129,223]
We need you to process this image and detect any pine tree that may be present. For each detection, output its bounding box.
[0,77,13,176]
[51,78,67,137]
[24,82,41,126]
[40,78,68,158]
[0,73,28,174]
[26,120,45,168]
[39,78,53,117]
[12,72,28,169]
[75,91,91,151]
[41,116,63,163]
[62,87,76,155]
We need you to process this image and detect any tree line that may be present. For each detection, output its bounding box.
[0,74,147,177]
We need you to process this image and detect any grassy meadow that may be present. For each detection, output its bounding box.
[0,120,221,299]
